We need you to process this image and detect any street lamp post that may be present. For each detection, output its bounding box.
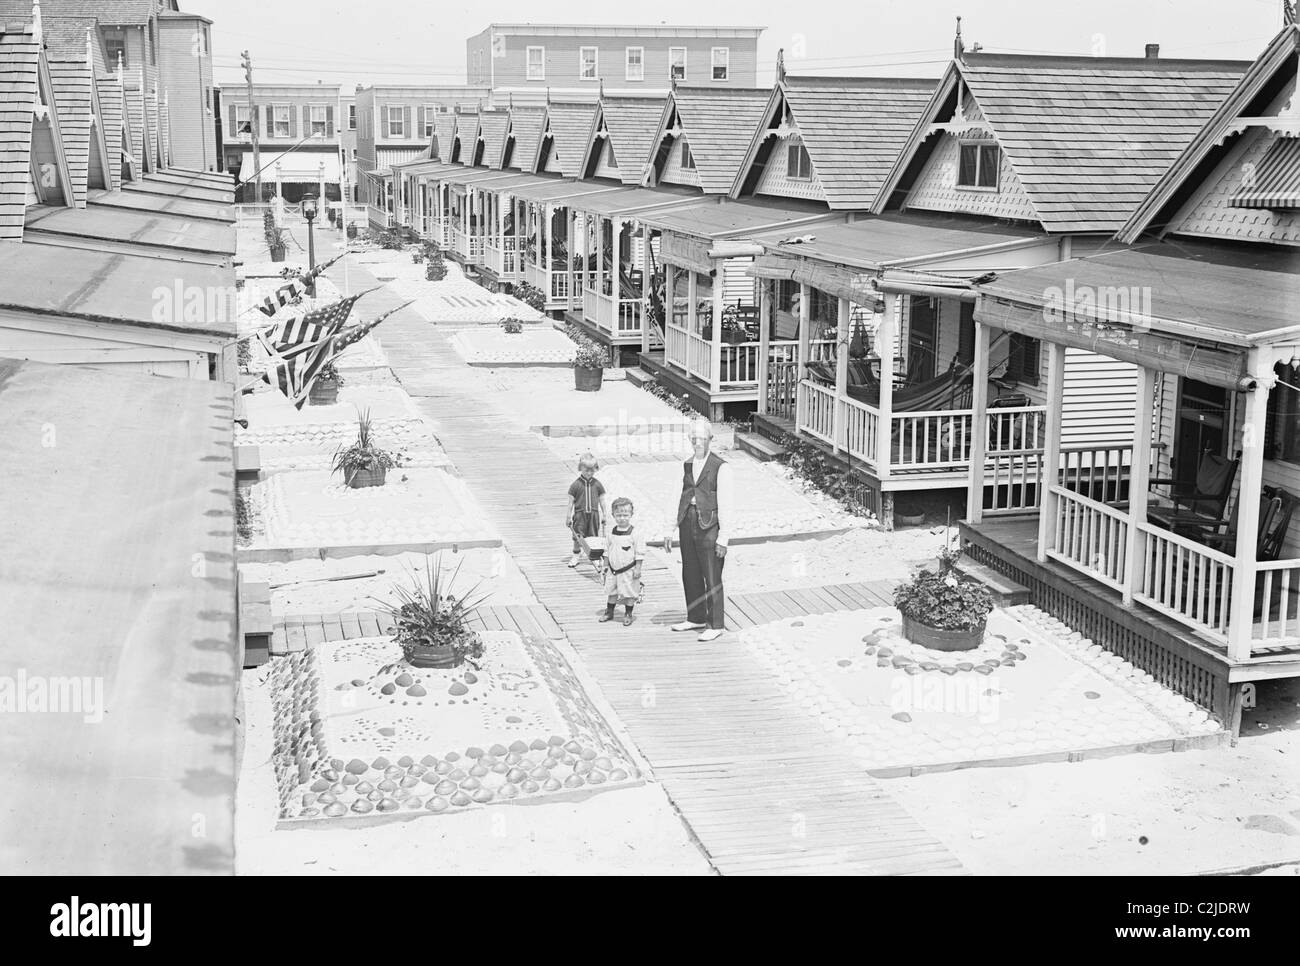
[302,193,318,295]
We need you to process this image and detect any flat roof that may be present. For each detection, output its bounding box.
[642,197,835,239]
[25,205,238,259]
[750,213,1047,270]
[508,178,626,204]
[146,170,236,195]
[89,189,234,224]
[978,241,1300,347]
[121,179,236,203]
[474,172,558,192]
[0,243,236,338]
[566,184,712,218]
[441,167,527,188]
[0,358,237,874]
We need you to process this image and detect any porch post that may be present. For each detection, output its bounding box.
[877,293,897,482]
[795,282,811,430]
[757,281,772,415]
[1227,350,1272,661]
[1122,365,1156,604]
[1036,340,1066,564]
[539,204,549,296]
[966,319,990,524]
[709,263,724,394]
[640,225,652,354]
[834,296,850,454]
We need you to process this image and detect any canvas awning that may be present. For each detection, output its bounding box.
[240,150,341,185]
[0,359,238,874]
[1229,136,1300,209]
[566,185,708,219]
[750,252,880,304]
[973,242,1300,388]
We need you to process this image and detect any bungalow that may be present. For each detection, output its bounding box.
[961,24,1300,733]
[637,72,936,419]
[481,105,547,286]
[747,40,1247,525]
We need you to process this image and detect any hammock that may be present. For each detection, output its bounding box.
[843,364,974,412]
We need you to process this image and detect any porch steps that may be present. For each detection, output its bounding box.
[237,572,272,668]
[953,559,1032,607]
[753,411,796,445]
[624,366,656,390]
[736,430,787,463]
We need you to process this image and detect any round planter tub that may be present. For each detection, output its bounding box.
[901,614,986,652]
[574,366,604,392]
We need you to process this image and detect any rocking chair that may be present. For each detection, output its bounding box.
[1146,449,1240,532]
[1192,486,1295,562]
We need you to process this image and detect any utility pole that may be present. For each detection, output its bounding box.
[241,51,262,203]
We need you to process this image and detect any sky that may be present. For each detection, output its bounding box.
[197,0,1289,91]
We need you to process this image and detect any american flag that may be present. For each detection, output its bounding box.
[255,251,351,317]
[258,293,366,408]
[258,286,381,361]
[333,300,415,354]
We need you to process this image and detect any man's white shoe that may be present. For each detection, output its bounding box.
[670,621,706,632]
[697,628,724,642]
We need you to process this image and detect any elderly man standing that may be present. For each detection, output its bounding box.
[669,418,734,642]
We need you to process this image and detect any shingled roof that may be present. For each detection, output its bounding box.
[0,22,40,241]
[47,53,92,206]
[0,0,153,25]
[95,71,122,188]
[540,101,596,178]
[503,106,545,172]
[452,111,478,163]
[653,86,769,193]
[433,111,456,161]
[758,76,936,209]
[584,95,663,185]
[1117,25,1300,243]
[478,109,509,169]
[874,52,1250,232]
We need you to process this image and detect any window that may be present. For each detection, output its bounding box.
[310,105,328,138]
[670,47,687,81]
[1007,333,1041,385]
[348,104,356,130]
[579,46,598,81]
[787,141,811,180]
[680,142,694,170]
[957,142,1000,189]
[1267,361,1300,464]
[272,105,290,138]
[422,105,436,137]
[234,104,251,136]
[526,46,545,81]
[776,279,797,313]
[711,47,729,81]
[387,106,404,138]
[626,47,644,81]
[104,28,127,68]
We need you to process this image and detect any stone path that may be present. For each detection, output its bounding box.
[323,258,966,875]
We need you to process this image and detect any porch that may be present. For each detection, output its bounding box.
[512,180,624,313]
[962,242,1300,732]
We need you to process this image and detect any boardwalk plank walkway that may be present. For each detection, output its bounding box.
[324,261,964,876]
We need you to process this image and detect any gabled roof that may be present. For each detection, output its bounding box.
[478,109,509,169]
[734,76,935,210]
[503,106,545,172]
[46,52,93,207]
[433,111,456,161]
[650,86,769,193]
[95,71,122,188]
[452,111,479,163]
[0,21,40,240]
[1118,26,1300,243]
[537,101,596,178]
[581,95,663,185]
[874,51,1249,232]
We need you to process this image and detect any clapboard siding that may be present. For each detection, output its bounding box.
[485,34,759,91]
[158,17,215,171]
[47,57,93,207]
[723,255,755,304]
[0,25,40,240]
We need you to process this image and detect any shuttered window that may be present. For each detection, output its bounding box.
[1007,333,1041,385]
[958,301,975,365]
[387,106,404,138]
[309,105,328,138]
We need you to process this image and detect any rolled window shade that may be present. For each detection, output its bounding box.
[326,105,335,138]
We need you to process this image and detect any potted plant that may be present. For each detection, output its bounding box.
[892,546,993,651]
[572,338,607,392]
[500,317,525,335]
[308,362,341,405]
[268,228,286,262]
[331,408,399,489]
[346,223,358,240]
[515,281,547,314]
[425,245,448,282]
[373,556,488,669]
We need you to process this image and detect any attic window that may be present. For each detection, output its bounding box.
[958,142,999,189]
[787,141,811,180]
[680,142,695,170]
[104,29,127,68]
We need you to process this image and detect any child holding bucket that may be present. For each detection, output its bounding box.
[565,452,608,568]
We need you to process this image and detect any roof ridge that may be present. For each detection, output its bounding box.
[783,75,939,87]
[963,52,1254,71]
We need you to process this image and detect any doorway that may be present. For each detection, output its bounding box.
[1173,378,1229,487]
[907,296,938,382]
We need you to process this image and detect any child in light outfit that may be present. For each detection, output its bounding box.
[565,453,608,568]
[599,497,644,625]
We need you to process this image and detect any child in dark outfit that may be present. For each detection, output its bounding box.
[565,453,608,568]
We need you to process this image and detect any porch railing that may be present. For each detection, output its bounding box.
[982,406,1049,516]
[1046,486,1131,593]
[842,395,880,465]
[800,380,837,445]
[452,227,471,261]
[582,289,644,338]
[1134,523,1234,641]
[891,410,973,472]
[1254,561,1300,645]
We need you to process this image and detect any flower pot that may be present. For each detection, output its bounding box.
[346,225,358,240]
[895,512,926,527]
[346,465,386,489]
[308,382,339,405]
[408,643,460,669]
[269,244,286,263]
[574,366,604,392]
[902,614,986,652]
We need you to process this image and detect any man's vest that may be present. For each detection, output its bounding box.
[678,452,724,527]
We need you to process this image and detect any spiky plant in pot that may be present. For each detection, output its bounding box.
[372,555,489,669]
[331,407,399,488]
